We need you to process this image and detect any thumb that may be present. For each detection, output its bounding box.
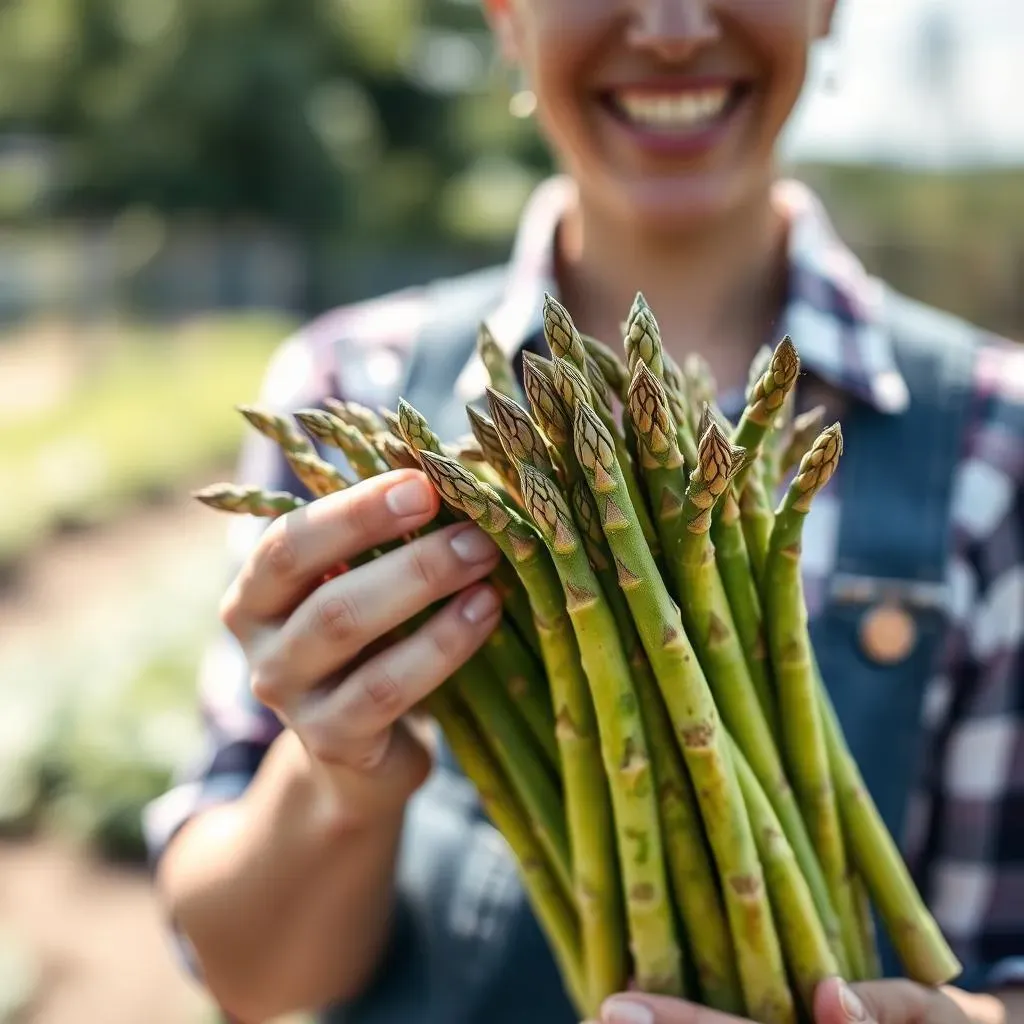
[815,978,947,1024]
[814,978,879,1024]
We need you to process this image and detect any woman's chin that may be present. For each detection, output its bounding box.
[595,171,756,238]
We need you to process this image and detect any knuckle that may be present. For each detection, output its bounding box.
[316,591,360,641]
[249,656,286,709]
[361,664,405,716]
[406,536,445,591]
[218,583,244,635]
[425,613,472,667]
[260,521,298,578]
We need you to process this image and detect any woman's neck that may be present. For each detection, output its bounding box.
[554,182,790,396]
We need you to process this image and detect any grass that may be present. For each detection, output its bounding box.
[0,313,296,568]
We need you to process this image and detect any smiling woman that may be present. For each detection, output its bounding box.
[146,3,1024,1024]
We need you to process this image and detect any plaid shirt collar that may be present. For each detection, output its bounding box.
[456,174,911,416]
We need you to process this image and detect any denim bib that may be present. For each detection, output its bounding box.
[324,272,977,1023]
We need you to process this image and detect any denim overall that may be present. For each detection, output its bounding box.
[326,269,978,1023]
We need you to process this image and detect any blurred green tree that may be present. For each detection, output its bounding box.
[0,0,550,248]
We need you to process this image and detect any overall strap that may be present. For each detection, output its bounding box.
[809,290,978,976]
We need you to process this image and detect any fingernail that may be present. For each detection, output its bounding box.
[461,586,501,624]
[385,478,432,517]
[449,524,499,564]
[839,981,868,1022]
[601,998,655,1024]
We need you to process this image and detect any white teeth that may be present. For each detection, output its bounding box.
[615,88,730,131]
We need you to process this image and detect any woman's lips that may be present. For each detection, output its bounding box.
[598,81,751,157]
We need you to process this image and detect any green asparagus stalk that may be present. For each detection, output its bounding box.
[395,398,541,656]
[416,450,628,1006]
[322,397,385,436]
[553,356,660,556]
[413,451,558,761]
[780,405,828,478]
[629,371,842,967]
[451,650,573,902]
[851,872,883,981]
[294,409,389,480]
[764,423,863,979]
[623,298,700,472]
[377,433,422,472]
[681,353,720,437]
[379,407,404,439]
[524,352,571,447]
[572,481,743,1014]
[570,401,793,1024]
[581,333,631,402]
[485,387,557,480]
[478,321,527,405]
[543,293,589,371]
[466,405,525,498]
[284,451,352,498]
[733,337,801,459]
[817,680,962,985]
[427,686,587,1015]
[238,404,349,498]
[193,483,306,518]
[728,734,840,1015]
[520,463,683,998]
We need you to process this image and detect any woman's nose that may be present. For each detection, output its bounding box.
[626,0,720,62]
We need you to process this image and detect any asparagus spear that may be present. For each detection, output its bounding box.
[451,648,573,903]
[728,734,840,1015]
[581,333,631,402]
[780,405,827,478]
[851,872,883,981]
[285,451,352,498]
[295,409,389,480]
[427,686,587,1015]
[238,405,350,498]
[553,356,661,556]
[520,463,684,998]
[570,401,793,1024]
[764,423,863,978]
[193,483,306,518]
[466,405,525,498]
[485,387,557,480]
[322,397,385,436]
[416,450,628,1006]
[733,337,801,458]
[630,371,842,967]
[524,351,572,448]
[477,321,527,405]
[395,398,541,657]
[377,433,422,472]
[817,680,962,985]
[543,293,589,371]
[572,481,743,1014]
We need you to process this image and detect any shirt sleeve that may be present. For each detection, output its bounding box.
[919,352,1024,992]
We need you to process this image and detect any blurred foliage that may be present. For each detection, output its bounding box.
[0,523,227,862]
[0,314,292,567]
[0,0,550,245]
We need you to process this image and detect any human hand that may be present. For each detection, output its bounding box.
[219,468,503,820]
[587,978,1005,1024]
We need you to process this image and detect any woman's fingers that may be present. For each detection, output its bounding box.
[221,470,440,633]
[250,522,500,704]
[291,583,502,770]
[813,978,973,1024]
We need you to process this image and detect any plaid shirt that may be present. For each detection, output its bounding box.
[146,176,1024,989]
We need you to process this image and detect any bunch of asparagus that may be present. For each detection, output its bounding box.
[195,294,961,1022]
